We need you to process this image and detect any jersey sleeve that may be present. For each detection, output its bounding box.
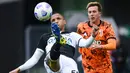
[18,48,44,71]
[70,32,82,46]
[37,34,48,52]
[105,24,116,40]
[77,22,85,34]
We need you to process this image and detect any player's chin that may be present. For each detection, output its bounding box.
[90,19,95,23]
[91,20,95,23]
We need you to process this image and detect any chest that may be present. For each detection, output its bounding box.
[82,26,107,44]
[45,33,75,53]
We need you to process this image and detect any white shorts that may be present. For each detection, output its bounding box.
[44,54,79,73]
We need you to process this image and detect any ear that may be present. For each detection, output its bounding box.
[99,12,102,17]
[64,19,67,25]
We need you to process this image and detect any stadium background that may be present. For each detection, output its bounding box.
[0,0,130,73]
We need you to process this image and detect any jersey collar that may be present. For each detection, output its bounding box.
[88,20,102,28]
[61,31,70,34]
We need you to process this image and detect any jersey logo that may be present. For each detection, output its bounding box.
[83,32,87,36]
[71,70,79,73]
[47,37,56,44]
[93,40,101,45]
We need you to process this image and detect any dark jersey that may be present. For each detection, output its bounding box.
[37,32,82,58]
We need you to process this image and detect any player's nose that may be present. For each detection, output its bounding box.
[55,20,59,24]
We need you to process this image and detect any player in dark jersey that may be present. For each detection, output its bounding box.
[9,13,98,73]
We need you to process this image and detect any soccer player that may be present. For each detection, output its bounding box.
[77,2,117,73]
[9,13,98,73]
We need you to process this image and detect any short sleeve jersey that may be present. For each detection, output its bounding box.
[77,20,116,72]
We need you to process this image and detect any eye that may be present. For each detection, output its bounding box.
[93,10,96,13]
[88,11,91,14]
[51,19,55,22]
[57,17,61,20]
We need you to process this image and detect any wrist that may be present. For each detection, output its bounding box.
[18,68,20,72]
[16,68,20,72]
[91,33,95,37]
[100,45,104,49]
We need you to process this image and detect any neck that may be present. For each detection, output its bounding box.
[90,19,100,26]
[61,27,65,32]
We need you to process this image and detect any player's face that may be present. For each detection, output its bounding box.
[87,6,101,23]
[51,13,66,31]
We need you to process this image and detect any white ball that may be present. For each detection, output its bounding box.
[34,2,53,21]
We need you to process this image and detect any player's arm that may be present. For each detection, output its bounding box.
[77,25,98,47]
[100,24,117,50]
[101,38,116,50]
[78,35,94,47]
[92,24,116,50]
[9,48,44,73]
[102,24,117,50]
[92,38,116,50]
[72,31,96,48]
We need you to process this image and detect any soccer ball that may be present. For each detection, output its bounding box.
[34,2,53,21]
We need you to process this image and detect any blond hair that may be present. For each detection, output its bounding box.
[86,2,102,12]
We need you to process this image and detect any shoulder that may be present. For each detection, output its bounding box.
[102,20,111,26]
[41,32,52,36]
[40,32,52,39]
[102,20,112,28]
[77,21,89,28]
[70,32,78,35]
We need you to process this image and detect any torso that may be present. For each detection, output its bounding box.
[77,20,115,72]
[37,32,82,58]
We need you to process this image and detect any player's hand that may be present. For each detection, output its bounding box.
[90,44,102,49]
[92,24,99,37]
[51,22,61,41]
[9,68,20,73]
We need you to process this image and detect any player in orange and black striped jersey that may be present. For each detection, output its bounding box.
[77,2,116,73]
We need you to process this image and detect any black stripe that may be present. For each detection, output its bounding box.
[60,44,75,59]
[106,37,116,41]
[78,38,82,47]
[88,20,102,27]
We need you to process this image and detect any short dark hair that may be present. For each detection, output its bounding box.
[86,2,102,12]
[52,12,65,19]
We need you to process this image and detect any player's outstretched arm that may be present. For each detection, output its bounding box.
[78,26,99,47]
[9,68,20,73]
[78,35,94,47]
[9,48,44,73]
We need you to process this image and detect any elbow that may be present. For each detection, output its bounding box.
[112,40,117,50]
[107,39,117,50]
[102,43,116,50]
[112,44,116,50]
[108,42,116,50]
[109,42,116,50]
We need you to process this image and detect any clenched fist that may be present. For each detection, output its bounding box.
[92,24,99,37]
